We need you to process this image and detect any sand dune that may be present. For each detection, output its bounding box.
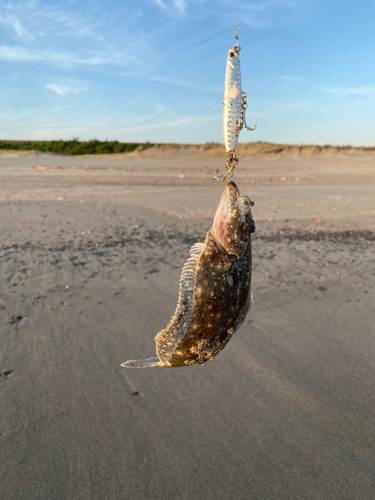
[124,141,375,160]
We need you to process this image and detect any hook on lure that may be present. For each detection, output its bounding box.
[241,92,257,132]
[212,150,239,184]
[213,26,256,182]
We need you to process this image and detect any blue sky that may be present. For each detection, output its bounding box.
[0,0,374,145]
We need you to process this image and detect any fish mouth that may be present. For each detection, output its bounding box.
[211,182,240,253]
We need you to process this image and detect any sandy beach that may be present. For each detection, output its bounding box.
[1,146,375,499]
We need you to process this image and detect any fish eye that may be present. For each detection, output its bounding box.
[229,51,235,58]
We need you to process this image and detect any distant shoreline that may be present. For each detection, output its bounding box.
[1,139,374,158]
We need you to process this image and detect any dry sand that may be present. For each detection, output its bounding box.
[1,147,375,499]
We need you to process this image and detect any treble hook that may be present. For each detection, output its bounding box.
[211,150,238,183]
[211,168,234,183]
[212,169,226,182]
[244,117,257,131]
[241,92,257,132]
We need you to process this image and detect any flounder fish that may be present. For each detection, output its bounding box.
[121,181,255,368]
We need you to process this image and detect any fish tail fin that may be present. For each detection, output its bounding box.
[121,357,161,369]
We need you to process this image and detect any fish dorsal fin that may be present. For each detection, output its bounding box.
[174,242,203,318]
[155,242,203,363]
[189,242,204,255]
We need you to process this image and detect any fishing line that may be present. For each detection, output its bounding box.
[234,0,239,47]
[236,0,239,33]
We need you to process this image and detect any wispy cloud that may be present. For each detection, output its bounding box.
[3,1,102,40]
[46,83,88,97]
[321,86,375,97]
[279,75,303,81]
[254,98,315,118]
[38,6,99,38]
[0,13,33,40]
[0,2,162,73]
[240,0,298,12]
[134,73,221,93]
[245,13,275,29]
[238,0,310,29]
[0,103,220,142]
[0,45,139,68]
[154,0,188,17]
[0,105,64,134]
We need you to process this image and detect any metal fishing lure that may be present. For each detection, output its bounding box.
[214,27,256,183]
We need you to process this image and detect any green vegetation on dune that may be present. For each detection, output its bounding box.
[1,139,374,157]
[0,139,155,155]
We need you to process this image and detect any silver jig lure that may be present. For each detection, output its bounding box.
[214,27,256,183]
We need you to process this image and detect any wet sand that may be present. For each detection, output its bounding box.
[1,151,375,499]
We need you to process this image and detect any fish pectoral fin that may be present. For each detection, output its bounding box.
[121,357,161,368]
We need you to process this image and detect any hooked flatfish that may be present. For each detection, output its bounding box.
[121,181,255,368]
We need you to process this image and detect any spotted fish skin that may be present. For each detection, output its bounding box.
[121,182,255,369]
[158,232,252,366]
